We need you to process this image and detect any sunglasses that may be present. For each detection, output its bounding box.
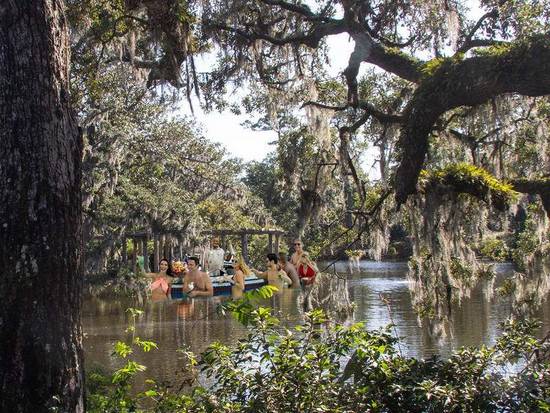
[293,243,301,246]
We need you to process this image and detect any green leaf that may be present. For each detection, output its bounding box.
[113,341,133,358]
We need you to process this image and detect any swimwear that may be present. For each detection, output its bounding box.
[298,264,316,285]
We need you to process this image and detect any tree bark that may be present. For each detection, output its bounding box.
[511,178,550,217]
[292,188,320,241]
[395,35,550,206]
[0,1,84,412]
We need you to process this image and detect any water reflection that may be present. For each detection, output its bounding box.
[82,261,550,386]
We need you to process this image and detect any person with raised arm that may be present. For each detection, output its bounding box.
[297,252,319,286]
[252,253,292,292]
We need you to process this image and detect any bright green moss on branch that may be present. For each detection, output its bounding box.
[385,47,423,65]
[420,53,465,77]
[473,33,549,59]
[472,43,514,57]
[419,163,519,210]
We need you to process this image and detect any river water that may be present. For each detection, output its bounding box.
[82,261,550,384]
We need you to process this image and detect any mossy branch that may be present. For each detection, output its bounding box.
[395,33,550,206]
[510,177,550,217]
[419,163,518,210]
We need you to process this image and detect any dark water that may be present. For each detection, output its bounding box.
[82,261,550,384]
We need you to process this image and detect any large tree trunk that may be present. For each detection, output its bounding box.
[292,188,319,240]
[0,1,84,412]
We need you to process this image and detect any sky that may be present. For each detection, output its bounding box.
[180,33,357,163]
[180,2,485,171]
[188,108,278,163]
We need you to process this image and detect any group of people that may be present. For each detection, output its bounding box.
[145,238,319,300]
[145,256,213,300]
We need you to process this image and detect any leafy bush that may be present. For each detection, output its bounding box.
[87,290,550,413]
[345,249,364,258]
[87,308,158,412]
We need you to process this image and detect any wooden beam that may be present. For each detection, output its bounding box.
[268,233,273,253]
[124,230,148,239]
[202,228,286,236]
[125,228,286,242]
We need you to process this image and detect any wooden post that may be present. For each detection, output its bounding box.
[178,236,183,260]
[221,235,226,251]
[132,238,138,274]
[163,235,170,260]
[274,234,280,254]
[159,234,165,260]
[153,234,159,272]
[122,236,127,265]
[169,237,174,261]
[241,233,249,263]
[142,233,149,272]
[268,233,273,253]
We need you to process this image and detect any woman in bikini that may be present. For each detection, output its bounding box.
[297,252,318,286]
[290,239,304,267]
[231,256,252,299]
[146,258,174,300]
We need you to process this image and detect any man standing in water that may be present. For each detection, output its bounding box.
[279,253,301,288]
[183,256,213,297]
[205,237,225,277]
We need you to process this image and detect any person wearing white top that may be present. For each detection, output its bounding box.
[205,237,225,277]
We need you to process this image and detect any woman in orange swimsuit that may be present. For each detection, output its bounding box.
[146,258,174,300]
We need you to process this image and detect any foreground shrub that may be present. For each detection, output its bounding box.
[87,289,550,412]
